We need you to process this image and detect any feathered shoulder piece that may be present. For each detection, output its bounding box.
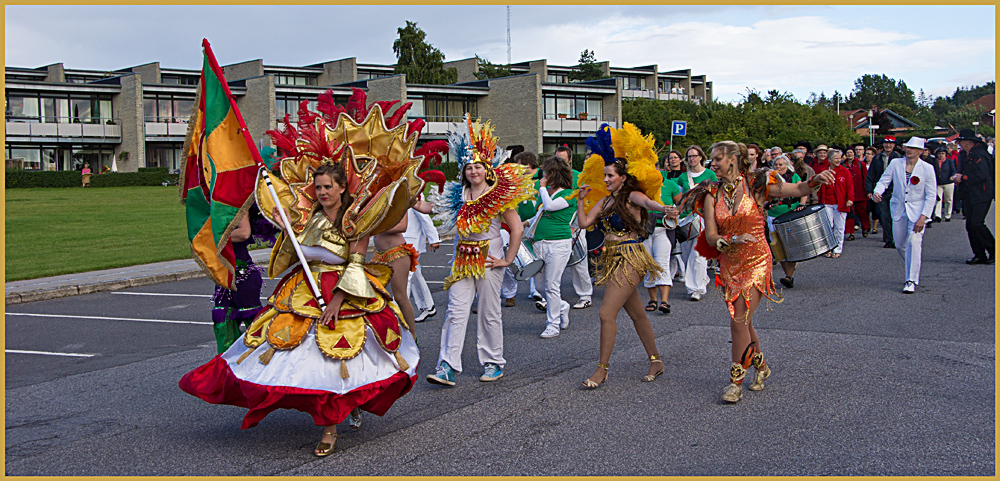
[679,180,720,218]
[579,124,615,214]
[433,115,534,237]
[752,168,783,200]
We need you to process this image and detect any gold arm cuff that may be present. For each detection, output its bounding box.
[335,254,377,299]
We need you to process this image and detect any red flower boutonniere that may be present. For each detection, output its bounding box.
[910,176,920,185]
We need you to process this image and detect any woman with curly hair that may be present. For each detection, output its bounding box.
[576,155,673,388]
[686,141,833,402]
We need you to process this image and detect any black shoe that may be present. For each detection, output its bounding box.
[933,217,941,223]
[779,276,794,288]
[926,223,933,228]
[945,218,951,222]
[883,241,895,249]
[966,257,990,265]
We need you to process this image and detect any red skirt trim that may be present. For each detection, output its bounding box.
[178,356,416,429]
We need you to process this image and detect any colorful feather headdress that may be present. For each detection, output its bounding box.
[258,88,442,242]
[448,114,511,184]
[578,122,663,214]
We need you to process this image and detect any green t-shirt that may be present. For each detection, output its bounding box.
[677,168,717,193]
[656,174,683,227]
[517,178,541,221]
[533,188,577,241]
[571,169,580,189]
[767,173,802,218]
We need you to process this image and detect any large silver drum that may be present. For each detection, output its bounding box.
[566,230,588,266]
[674,214,703,245]
[505,239,545,280]
[772,204,837,262]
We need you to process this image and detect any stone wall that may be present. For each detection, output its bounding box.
[222,60,264,82]
[318,58,357,85]
[239,76,276,148]
[445,58,480,83]
[113,74,145,172]
[130,62,160,84]
[477,74,543,154]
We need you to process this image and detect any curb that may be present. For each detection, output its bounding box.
[5,269,207,305]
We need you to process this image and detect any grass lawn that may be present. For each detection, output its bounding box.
[5,186,192,282]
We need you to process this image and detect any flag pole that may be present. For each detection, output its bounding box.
[258,165,327,313]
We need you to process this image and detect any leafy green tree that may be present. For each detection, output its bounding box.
[473,55,512,80]
[568,49,609,82]
[845,74,917,111]
[392,21,457,85]
[948,81,995,107]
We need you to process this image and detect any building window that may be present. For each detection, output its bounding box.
[619,75,646,90]
[143,93,195,123]
[273,94,349,122]
[546,73,568,83]
[146,144,184,172]
[161,75,200,85]
[5,144,112,171]
[408,95,477,123]
[543,93,603,120]
[273,73,318,86]
[358,71,392,81]
[6,92,112,123]
[543,140,588,156]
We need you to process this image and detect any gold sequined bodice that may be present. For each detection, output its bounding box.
[714,182,777,319]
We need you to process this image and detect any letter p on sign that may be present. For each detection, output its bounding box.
[672,121,687,136]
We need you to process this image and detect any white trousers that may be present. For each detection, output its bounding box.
[825,205,848,254]
[568,233,592,301]
[642,226,673,288]
[892,217,925,284]
[532,239,573,328]
[682,217,708,295]
[407,265,434,312]
[935,183,954,220]
[438,264,506,373]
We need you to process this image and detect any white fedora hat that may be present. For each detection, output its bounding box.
[902,137,926,149]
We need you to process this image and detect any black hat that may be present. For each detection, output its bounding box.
[956,129,981,142]
[795,140,812,151]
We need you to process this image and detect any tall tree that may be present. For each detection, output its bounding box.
[392,21,457,85]
[473,55,513,80]
[845,74,917,111]
[568,49,609,82]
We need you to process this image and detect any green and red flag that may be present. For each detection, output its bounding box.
[179,39,263,289]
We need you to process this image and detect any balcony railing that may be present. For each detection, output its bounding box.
[543,115,618,133]
[5,117,121,139]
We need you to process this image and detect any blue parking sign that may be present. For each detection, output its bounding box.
[672,120,687,136]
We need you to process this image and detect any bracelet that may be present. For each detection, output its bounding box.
[715,236,731,251]
[347,253,366,265]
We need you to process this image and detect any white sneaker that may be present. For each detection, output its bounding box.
[535,300,547,311]
[560,302,570,329]
[529,292,543,301]
[572,299,592,309]
[902,281,915,294]
[540,325,560,339]
[414,307,436,322]
[690,292,702,301]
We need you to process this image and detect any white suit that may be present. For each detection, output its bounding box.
[403,209,440,312]
[874,158,937,284]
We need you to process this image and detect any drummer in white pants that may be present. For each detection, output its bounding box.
[403,208,440,322]
[530,157,577,338]
[554,147,593,309]
[644,173,682,312]
[873,136,937,294]
[677,145,718,301]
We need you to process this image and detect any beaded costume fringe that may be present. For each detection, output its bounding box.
[443,240,491,290]
[594,240,663,287]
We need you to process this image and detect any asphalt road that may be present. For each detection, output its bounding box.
[5,211,995,475]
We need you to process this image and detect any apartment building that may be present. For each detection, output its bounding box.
[4,57,711,172]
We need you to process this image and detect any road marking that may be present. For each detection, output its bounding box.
[6,349,95,358]
[5,312,212,326]
[112,292,212,298]
[426,281,444,284]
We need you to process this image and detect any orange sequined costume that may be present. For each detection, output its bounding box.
[372,243,419,272]
[713,180,781,321]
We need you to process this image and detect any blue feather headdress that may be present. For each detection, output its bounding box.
[586,123,617,165]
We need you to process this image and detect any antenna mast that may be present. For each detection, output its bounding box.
[506,6,511,65]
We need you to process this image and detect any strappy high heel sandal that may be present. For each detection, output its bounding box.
[348,408,362,431]
[582,363,609,388]
[642,354,664,382]
[314,427,338,457]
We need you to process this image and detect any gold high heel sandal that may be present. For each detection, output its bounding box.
[642,354,664,382]
[582,363,609,388]
[314,427,338,457]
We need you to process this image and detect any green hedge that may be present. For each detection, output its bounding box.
[6,170,179,188]
[138,167,169,173]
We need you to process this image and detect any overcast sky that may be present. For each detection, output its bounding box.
[5,5,995,103]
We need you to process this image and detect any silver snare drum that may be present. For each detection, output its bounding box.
[674,214,703,244]
[505,239,545,280]
[772,204,837,262]
[566,230,589,266]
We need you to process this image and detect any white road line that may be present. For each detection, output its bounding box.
[5,312,212,326]
[6,349,95,358]
[426,281,444,284]
[112,292,213,298]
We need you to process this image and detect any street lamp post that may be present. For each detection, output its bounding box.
[871,125,880,146]
[973,121,980,136]
[868,110,874,146]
